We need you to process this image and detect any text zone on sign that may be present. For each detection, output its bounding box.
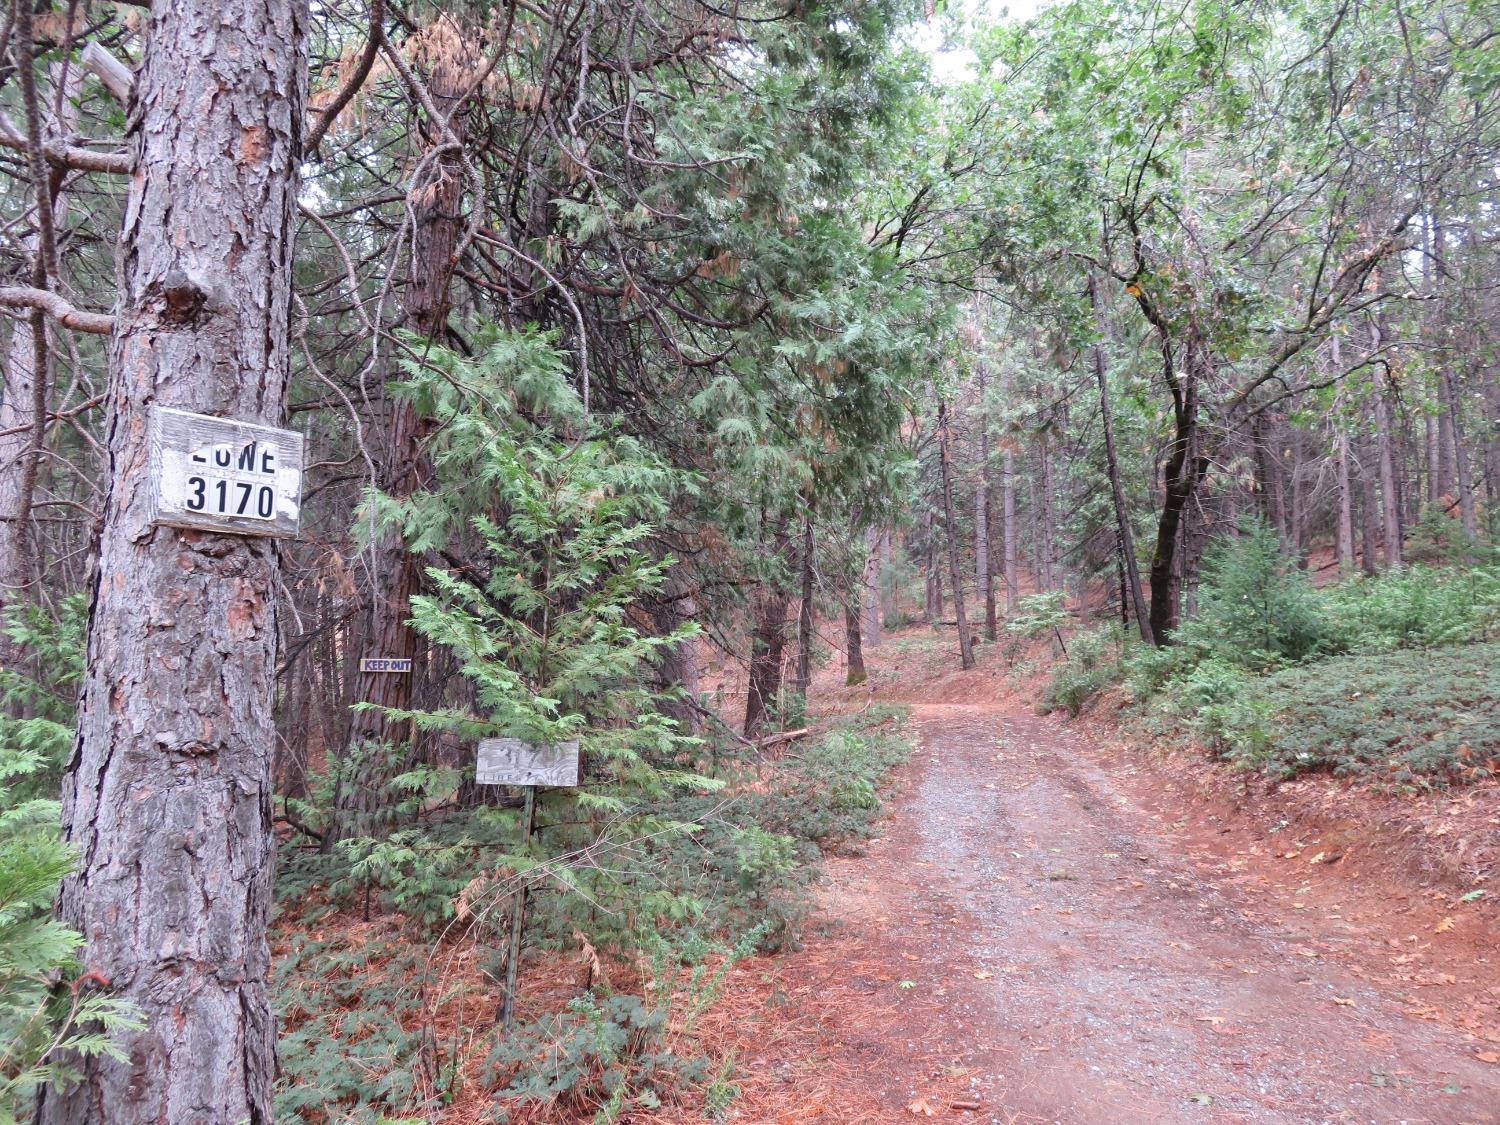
[149,407,304,537]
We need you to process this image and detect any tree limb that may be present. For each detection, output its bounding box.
[0,287,112,333]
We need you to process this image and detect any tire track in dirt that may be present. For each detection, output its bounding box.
[811,703,1500,1123]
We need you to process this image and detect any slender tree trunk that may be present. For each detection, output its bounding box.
[41,3,306,1119]
[1038,437,1057,590]
[1333,343,1356,576]
[793,516,815,695]
[0,64,81,608]
[844,600,866,686]
[1375,355,1403,566]
[1002,445,1018,613]
[860,527,881,649]
[1358,422,1380,576]
[1088,275,1150,642]
[1446,367,1479,540]
[937,402,975,669]
[878,528,894,627]
[975,362,997,640]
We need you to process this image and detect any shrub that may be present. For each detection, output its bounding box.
[1173,519,1324,667]
[1320,564,1500,653]
[1198,643,1500,785]
[1041,626,1125,717]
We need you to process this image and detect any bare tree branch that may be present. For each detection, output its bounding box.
[0,287,112,333]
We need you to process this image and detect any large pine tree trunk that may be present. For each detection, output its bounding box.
[937,402,975,669]
[40,2,306,1119]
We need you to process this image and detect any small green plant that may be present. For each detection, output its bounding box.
[1041,625,1126,716]
[1,599,140,1117]
[1173,519,1324,668]
[1003,592,1070,659]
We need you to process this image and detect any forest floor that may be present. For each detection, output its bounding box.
[696,630,1500,1124]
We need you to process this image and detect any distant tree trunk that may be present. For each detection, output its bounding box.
[650,561,702,734]
[860,527,881,649]
[0,64,81,611]
[878,528,894,626]
[1002,445,1019,613]
[744,525,791,739]
[1288,429,1306,561]
[1446,367,1479,541]
[1088,275,1150,642]
[975,363,996,641]
[937,402,975,669]
[844,600,866,685]
[1375,366,1403,567]
[41,1,306,1119]
[793,516,815,696]
[1042,434,1060,591]
[346,53,468,776]
[921,507,936,624]
[1335,433,1356,572]
[1358,423,1380,577]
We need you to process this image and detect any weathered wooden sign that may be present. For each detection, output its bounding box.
[148,406,304,537]
[476,738,580,788]
[359,657,412,673]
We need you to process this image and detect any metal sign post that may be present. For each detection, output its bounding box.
[476,738,581,1028]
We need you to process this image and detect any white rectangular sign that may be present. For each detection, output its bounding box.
[476,738,580,788]
[148,406,304,538]
[360,657,412,673]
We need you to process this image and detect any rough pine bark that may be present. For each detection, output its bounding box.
[39,2,306,1121]
[743,586,789,738]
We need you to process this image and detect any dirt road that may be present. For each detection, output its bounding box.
[776,703,1500,1124]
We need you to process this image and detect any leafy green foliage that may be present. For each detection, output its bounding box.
[1192,645,1500,786]
[1173,520,1324,668]
[1041,626,1126,717]
[1319,564,1500,653]
[273,933,435,1123]
[0,599,140,1119]
[1115,525,1500,789]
